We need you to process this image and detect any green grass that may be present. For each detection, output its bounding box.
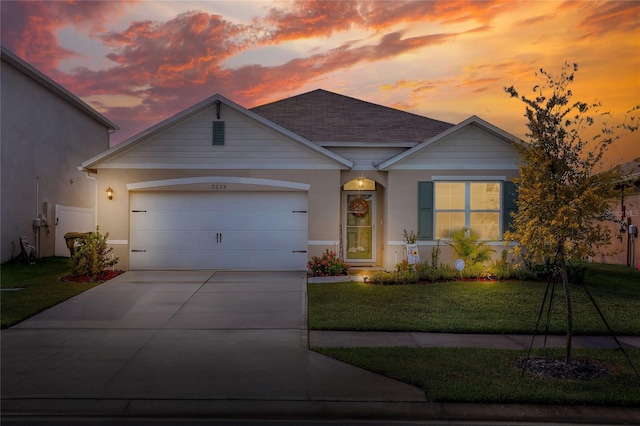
[0,257,102,328]
[310,262,640,405]
[315,347,640,406]
[308,263,640,335]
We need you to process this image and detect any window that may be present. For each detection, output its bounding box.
[212,121,225,145]
[418,181,516,240]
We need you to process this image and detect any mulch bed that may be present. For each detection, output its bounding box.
[517,356,613,380]
[60,270,123,283]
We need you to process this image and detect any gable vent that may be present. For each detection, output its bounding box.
[212,121,225,145]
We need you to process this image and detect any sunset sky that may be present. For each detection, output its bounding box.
[2,0,638,164]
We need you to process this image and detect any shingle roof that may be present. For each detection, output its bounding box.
[250,89,453,144]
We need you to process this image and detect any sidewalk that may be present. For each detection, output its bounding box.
[309,330,640,350]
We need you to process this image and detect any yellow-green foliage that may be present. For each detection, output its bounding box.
[71,227,119,279]
[504,62,637,272]
[448,228,495,266]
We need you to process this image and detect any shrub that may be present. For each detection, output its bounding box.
[70,227,119,280]
[438,264,459,281]
[402,229,418,244]
[431,240,441,268]
[449,228,495,266]
[307,250,349,277]
[367,269,419,285]
[395,260,414,273]
[460,263,487,279]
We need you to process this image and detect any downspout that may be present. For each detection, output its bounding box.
[34,176,41,257]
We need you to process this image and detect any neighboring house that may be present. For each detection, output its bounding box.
[596,158,640,267]
[81,89,521,271]
[1,47,118,263]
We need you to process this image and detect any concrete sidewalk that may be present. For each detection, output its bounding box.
[310,330,640,350]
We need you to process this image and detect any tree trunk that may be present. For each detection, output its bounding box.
[561,263,573,364]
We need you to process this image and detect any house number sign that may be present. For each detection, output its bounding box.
[211,184,228,190]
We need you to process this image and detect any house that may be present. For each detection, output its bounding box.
[595,158,640,267]
[81,90,521,271]
[1,47,118,263]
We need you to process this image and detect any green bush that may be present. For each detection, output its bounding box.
[460,263,486,279]
[307,249,349,276]
[439,264,459,280]
[366,269,419,285]
[70,228,119,279]
[449,228,495,265]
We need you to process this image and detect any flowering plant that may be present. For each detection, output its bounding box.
[349,197,369,218]
[307,249,349,277]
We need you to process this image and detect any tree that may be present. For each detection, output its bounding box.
[504,62,638,363]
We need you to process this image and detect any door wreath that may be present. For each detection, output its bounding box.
[350,197,369,218]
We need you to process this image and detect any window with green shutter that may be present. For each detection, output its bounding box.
[418,182,434,240]
[419,181,516,240]
[502,181,518,236]
[212,121,225,145]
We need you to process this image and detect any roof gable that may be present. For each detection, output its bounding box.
[250,89,454,145]
[378,115,522,170]
[82,94,353,170]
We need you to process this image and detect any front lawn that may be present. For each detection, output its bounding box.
[0,257,102,328]
[315,346,640,406]
[310,262,640,406]
[308,263,640,335]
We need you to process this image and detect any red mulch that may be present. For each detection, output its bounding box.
[60,270,123,283]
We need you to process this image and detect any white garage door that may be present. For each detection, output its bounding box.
[130,191,308,270]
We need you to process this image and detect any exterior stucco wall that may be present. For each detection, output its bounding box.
[95,168,341,270]
[1,60,110,262]
[383,169,519,270]
[595,190,639,267]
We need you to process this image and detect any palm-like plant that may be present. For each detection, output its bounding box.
[449,228,495,265]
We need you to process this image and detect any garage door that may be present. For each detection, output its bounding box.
[130,191,308,270]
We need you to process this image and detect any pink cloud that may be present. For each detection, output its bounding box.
[1,1,135,70]
[260,0,516,43]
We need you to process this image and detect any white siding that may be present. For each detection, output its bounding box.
[98,105,339,169]
[390,125,520,170]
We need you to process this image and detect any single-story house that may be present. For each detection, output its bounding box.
[1,46,118,263]
[81,89,521,271]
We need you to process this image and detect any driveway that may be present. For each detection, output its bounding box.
[1,270,425,417]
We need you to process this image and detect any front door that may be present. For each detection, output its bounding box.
[343,192,375,263]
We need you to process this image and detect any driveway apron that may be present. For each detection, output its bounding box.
[1,271,425,410]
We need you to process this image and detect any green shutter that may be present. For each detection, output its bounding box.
[418,181,434,240]
[212,121,225,145]
[502,181,518,236]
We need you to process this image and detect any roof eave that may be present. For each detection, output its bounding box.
[82,93,354,170]
[378,115,523,170]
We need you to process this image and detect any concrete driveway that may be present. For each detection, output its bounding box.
[1,270,425,418]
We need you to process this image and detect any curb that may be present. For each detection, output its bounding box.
[3,399,639,424]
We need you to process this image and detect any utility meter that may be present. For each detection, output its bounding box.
[629,225,638,237]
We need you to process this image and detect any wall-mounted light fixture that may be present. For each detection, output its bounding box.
[357,179,364,188]
[106,187,114,200]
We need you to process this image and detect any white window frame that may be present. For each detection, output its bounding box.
[434,181,502,240]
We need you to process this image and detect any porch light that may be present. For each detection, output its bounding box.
[106,187,114,200]
[357,179,364,188]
